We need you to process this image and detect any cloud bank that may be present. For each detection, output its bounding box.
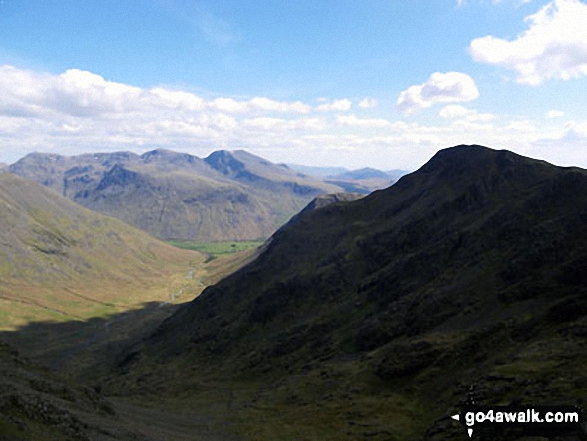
[1,65,585,169]
[470,0,587,85]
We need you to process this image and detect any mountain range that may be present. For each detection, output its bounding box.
[105,145,587,440]
[9,149,343,242]
[289,163,409,193]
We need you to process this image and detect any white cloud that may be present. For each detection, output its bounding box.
[358,98,379,109]
[249,97,311,114]
[243,117,326,131]
[316,99,352,112]
[150,88,206,111]
[0,66,143,118]
[439,105,495,122]
[209,96,311,114]
[1,65,586,171]
[336,114,391,128]
[470,0,587,85]
[505,119,537,131]
[397,72,479,115]
[547,109,565,118]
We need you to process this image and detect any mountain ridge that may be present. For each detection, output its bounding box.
[108,144,587,440]
[10,148,343,241]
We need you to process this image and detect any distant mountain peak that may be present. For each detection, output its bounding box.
[140,149,201,164]
[205,150,246,176]
[421,144,529,172]
[328,167,391,181]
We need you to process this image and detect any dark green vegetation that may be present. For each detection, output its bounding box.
[0,341,243,441]
[102,145,587,440]
[0,342,121,441]
[167,240,264,262]
[9,149,342,242]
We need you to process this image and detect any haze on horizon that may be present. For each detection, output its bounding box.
[1,0,587,170]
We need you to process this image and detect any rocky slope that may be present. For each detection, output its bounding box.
[109,145,587,440]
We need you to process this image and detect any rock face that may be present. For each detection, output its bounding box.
[115,145,587,439]
[10,149,343,241]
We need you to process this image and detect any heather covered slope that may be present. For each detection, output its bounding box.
[111,145,587,440]
[10,148,342,241]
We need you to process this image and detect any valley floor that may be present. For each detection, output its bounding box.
[0,244,261,441]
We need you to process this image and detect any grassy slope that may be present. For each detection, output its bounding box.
[0,173,202,330]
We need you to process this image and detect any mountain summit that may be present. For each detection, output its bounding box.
[10,149,341,241]
[112,145,587,440]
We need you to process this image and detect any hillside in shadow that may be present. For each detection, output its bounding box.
[108,145,587,440]
[0,302,243,441]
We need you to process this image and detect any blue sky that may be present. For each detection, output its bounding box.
[1,0,587,170]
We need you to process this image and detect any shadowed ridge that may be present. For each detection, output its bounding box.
[140,144,587,349]
[299,192,365,213]
[109,144,587,439]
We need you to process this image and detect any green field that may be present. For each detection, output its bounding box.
[167,240,264,261]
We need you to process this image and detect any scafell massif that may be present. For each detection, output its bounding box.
[9,149,343,242]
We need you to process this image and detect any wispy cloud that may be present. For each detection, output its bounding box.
[195,11,239,47]
[358,98,379,109]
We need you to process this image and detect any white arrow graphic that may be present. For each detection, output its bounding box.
[451,413,473,438]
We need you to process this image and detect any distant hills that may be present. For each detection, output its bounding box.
[10,149,343,242]
[110,145,587,439]
[289,163,409,193]
[286,164,349,178]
